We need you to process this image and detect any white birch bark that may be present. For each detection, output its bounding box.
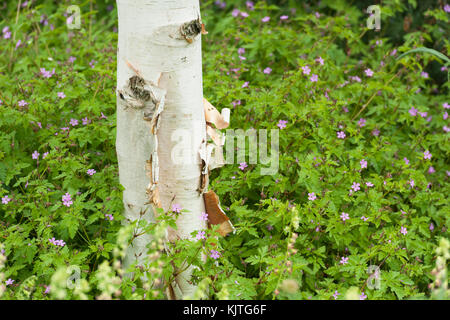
[116,0,206,299]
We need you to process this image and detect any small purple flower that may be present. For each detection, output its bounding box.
[365,68,374,77]
[337,131,346,139]
[429,223,434,231]
[44,285,50,294]
[70,118,78,126]
[333,290,340,300]
[308,192,317,201]
[340,212,350,221]
[242,81,249,88]
[18,100,28,107]
[316,56,324,65]
[351,182,360,192]
[445,4,450,12]
[280,15,289,21]
[361,216,369,222]
[100,112,107,119]
[360,292,367,300]
[232,9,240,17]
[5,278,14,286]
[2,195,11,205]
[404,157,409,165]
[301,65,311,75]
[62,192,73,207]
[82,117,89,125]
[409,179,415,188]
[239,162,248,171]
[210,250,221,259]
[240,11,249,18]
[87,169,96,176]
[68,56,76,63]
[262,16,270,23]
[32,150,40,160]
[423,150,432,160]
[3,31,11,39]
[42,152,49,159]
[358,118,366,127]
[372,128,380,136]
[172,203,182,213]
[195,230,206,241]
[57,92,66,99]
[263,67,272,74]
[428,166,435,174]
[421,71,429,79]
[400,226,407,235]
[200,212,208,221]
[340,256,349,265]
[443,102,449,109]
[366,182,374,187]
[310,74,318,82]
[277,120,288,129]
[409,107,418,116]
[238,47,245,55]
[360,159,368,169]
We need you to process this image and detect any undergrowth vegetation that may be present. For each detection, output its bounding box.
[0,0,448,300]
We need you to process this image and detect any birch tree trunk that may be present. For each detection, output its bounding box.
[116,0,206,299]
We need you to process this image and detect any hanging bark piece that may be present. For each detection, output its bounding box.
[198,141,214,193]
[203,98,229,129]
[203,190,235,237]
[201,23,208,35]
[180,17,202,43]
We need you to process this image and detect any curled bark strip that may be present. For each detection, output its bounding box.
[203,98,229,129]
[203,190,235,237]
[180,17,202,43]
[206,124,223,146]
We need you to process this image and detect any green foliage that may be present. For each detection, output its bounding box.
[0,0,448,300]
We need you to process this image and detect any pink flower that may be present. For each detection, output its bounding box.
[366,181,374,187]
[365,68,374,77]
[18,100,28,107]
[340,256,349,264]
[400,226,407,235]
[308,192,317,201]
[443,102,449,109]
[210,249,221,259]
[409,179,415,188]
[82,117,89,125]
[409,107,418,116]
[301,65,311,75]
[62,192,73,207]
[262,16,270,23]
[360,159,367,169]
[172,203,182,213]
[239,162,248,171]
[232,9,240,17]
[240,12,249,18]
[340,212,350,221]
[423,150,432,160]
[238,47,245,55]
[57,92,65,99]
[5,278,14,286]
[358,118,366,127]
[310,74,318,82]
[404,157,409,165]
[421,71,429,78]
[277,120,288,129]
[68,56,76,63]
[337,131,346,139]
[200,212,208,221]
[361,216,369,221]
[263,67,272,74]
[445,4,450,12]
[333,291,340,300]
[195,230,206,241]
[429,223,434,231]
[360,292,367,300]
[280,15,289,20]
[3,31,11,39]
[70,118,78,126]
[372,128,380,136]
[2,195,11,204]
[87,169,96,176]
[428,166,435,174]
[351,182,360,191]
[32,150,40,160]
[242,81,249,88]
[316,56,324,65]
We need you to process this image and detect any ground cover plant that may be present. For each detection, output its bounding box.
[0,0,449,300]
